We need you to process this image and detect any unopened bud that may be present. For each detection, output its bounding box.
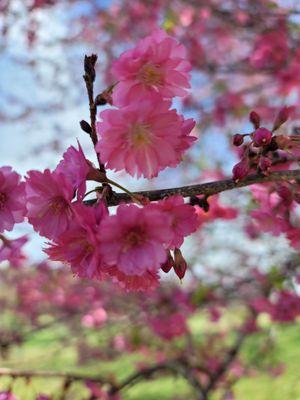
[232,159,249,182]
[161,251,174,273]
[253,128,272,146]
[80,120,92,134]
[273,106,289,131]
[258,156,272,173]
[174,248,187,280]
[233,134,244,146]
[84,54,97,82]
[95,91,113,106]
[249,111,260,129]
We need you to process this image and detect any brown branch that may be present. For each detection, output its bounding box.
[0,363,205,399]
[109,361,205,399]
[85,169,300,207]
[202,332,247,398]
[83,54,107,175]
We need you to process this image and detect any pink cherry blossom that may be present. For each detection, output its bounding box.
[105,266,160,292]
[46,201,107,279]
[99,204,172,276]
[250,210,288,236]
[111,28,191,106]
[55,141,93,200]
[0,166,26,233]
[250,30,289,70]
[0,235,27,267]
[96,95,196,178]
[25,169,74,239]
[148,312,188,340]
[149,195,198,249]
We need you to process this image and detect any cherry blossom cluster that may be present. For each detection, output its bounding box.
[0,30,201,291]
[246,182,300,250]
[231,107,299,181]
[96,28,196,179]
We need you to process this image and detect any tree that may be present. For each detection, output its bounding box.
[1,1,300,399]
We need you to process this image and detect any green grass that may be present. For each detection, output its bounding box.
[1,317,300,399]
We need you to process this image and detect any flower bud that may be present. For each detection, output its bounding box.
[80,120,92,134]
[258,156,272,172]
[273,106,289,131]
[95,90,113,106]
[249,111,260,129]
[174,248,187,280]
[161,251,174,273]
[253,128,272,146]
[233,134,244,146]
[232,159,249,181]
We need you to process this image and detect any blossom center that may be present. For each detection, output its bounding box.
[50,197,68,215]
[122,229,145,252]
[139,64,162,86]
[131,123,152,148]
[0,192,7,210]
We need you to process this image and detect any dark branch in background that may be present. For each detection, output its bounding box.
[85,169,300,207]
[83,54,106,175]
[201,333,246,398]
[109,361,206,398]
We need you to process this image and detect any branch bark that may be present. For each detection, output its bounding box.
[85,169,300,207]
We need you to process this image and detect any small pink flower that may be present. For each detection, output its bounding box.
[0,166,26,233]
[250,210,288,236]
[46,202,107,279]
[0,235,27,267]
[149,195,198,248]
[26,169,74,239]
[55,141,93,200]
[112,28,191,106]
[96,94,196,178]
[149,312,188,340]
[99,204,172,276]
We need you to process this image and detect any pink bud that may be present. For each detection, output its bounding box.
[258,156,272,172]
[253,128,272,146]
[233,134,244,146]
[174,248,187,280]
[249,111,260,129]
[161,251,174,273]
[273,106,289,131]
[232,159,249,181]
